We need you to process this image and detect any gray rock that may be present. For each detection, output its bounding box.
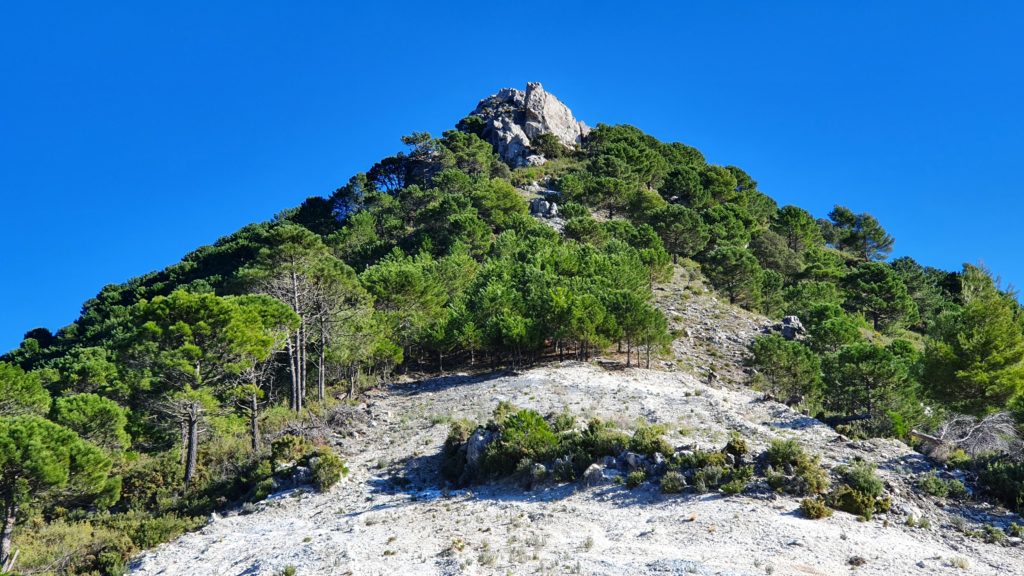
[464,428,493,475]
[469,82,588,167]
[621,451,648,471]
[761,315,807,341]
[529,197,559,219]
[521,462,547,489]
[582,463,605,487]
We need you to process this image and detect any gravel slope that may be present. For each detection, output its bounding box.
[130,364,1024,576]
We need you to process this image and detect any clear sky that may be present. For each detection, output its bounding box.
[2,1,1022,352]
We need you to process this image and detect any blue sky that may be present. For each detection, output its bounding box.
[2,1,1022,352]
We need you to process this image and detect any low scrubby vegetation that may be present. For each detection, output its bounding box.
[440,404,902,523]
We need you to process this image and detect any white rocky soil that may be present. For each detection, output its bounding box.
[130,358,1024,576]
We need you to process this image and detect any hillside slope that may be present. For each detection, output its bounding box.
[130,294,1023,576]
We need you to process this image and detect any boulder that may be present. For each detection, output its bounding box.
[529,198,559,219]
[469,82,589,167]
[582,463,605,487]
[464,428,493,476]
[761,315,806,341]
[521,462,547,490]
[620,451,648,471]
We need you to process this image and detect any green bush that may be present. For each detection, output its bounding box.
[765,438,805,468]
[917,473,950,497]
[580,418,630,459]
[837,460,884,499]
[694,465,724,491]
[724,432,748,458]
[947,479,968,500]
[982,524,1006,544]
[628,423,672,457]
[977,458,1024,513]
[482,409,558,477]
[675,449,727,470]
[559,201,589,220]
[660,471,685,494]
[721,478,747,495]
[763,439,829,496]
[551,410,577,433]
[271,434,311,466]
[945,449,971,470]
[308,448,348,492]
[626,469,647,488]
[917,472,968,500]
[800,497,833,519]
[827,485,879,519]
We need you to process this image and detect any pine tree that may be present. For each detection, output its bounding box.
[925,265,1024,415]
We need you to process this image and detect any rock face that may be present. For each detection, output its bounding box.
[529,197,559,219]
[469,82,590,167]
[761,316,806,341]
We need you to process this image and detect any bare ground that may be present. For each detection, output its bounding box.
[130,362,1024,576]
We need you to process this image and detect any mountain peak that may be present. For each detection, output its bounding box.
[469,82,590,167]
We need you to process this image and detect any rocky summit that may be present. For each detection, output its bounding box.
[469,82,590,167]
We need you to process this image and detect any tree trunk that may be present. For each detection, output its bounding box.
[0,495,17,571]
[179,421,188,465]
[249,394,260,451]
[286,334,298,411]
[318,333,326,402]
[184,416,199,490]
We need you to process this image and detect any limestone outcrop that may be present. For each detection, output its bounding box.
[468,82,590,167]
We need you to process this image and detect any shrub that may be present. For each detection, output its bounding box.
[559,201,589,220]
[765,439,806,468]
[977,458,1024,513]
[837,460,884,499]
[917,473,968,500]
[694,466,724,491]
[827,485,879,519]
[660,471,685,494]
[271,434,310,466]
[1008,522,1024,538]
[947,479,968,500]
[551,410,576,433]
[629,423,672,457]
[764,440,829,496]
[626,469,647,488]
[482,409,558,477]
[945,449,971,470]
[917,473,950,498]
[676,449,727,470]
[581,418,630,459]
[724,432,748,458]
[308,448,348,492]
[982,524,1006,544]
[552,457,576,482]
[721,478,747,495]
[794,461,831,496]
[800,497,833,519]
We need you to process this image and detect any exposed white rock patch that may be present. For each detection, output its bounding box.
[130,362,1023,576]
[470,82,590,167]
